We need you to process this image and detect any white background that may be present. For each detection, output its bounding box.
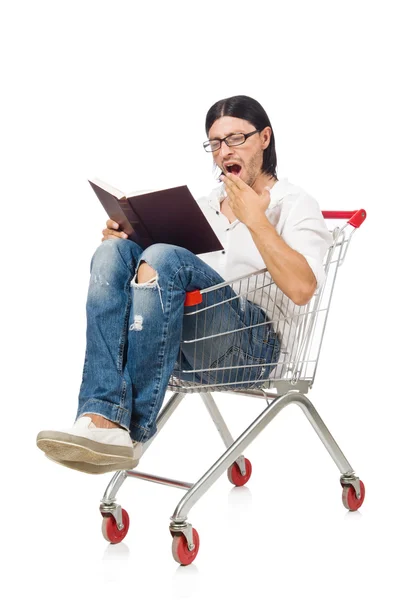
[1,0,396,598]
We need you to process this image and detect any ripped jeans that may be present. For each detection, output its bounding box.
[77,239,280,442]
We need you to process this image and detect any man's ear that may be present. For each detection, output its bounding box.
[261,126,272,150]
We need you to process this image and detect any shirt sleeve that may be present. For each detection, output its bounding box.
[281,194,333,289]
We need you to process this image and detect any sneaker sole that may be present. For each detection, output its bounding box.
[36,431,135,465]
[46,455,139,474]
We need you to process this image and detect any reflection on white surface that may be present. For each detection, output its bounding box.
[102,542,130,560]
[172,564,200,599]
[344,510,363,520]
[228,486,253,508]
[101,542,131,586]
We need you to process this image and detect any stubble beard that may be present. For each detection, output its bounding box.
[244,150,264,188]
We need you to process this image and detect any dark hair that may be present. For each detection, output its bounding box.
[205,95,277,179]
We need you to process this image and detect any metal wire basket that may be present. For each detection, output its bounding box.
[170,209,366,395]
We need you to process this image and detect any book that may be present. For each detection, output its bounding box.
[88,178,223,255]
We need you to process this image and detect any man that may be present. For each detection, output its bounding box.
[36,95,332,474]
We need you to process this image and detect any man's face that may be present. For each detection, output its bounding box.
[208,116,271,187]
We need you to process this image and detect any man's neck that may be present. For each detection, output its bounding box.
[252,173,278,195]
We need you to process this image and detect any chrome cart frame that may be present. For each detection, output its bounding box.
[99,209,367,565]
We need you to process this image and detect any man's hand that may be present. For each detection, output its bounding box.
[220,173,271,229]
[101,219,129,242]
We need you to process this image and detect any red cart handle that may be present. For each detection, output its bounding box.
[322,209,366,228]
[184,289,203,306]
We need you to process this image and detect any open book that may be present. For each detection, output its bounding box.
[88,178,223,255]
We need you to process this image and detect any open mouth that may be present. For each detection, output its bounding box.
[225,164,242,176]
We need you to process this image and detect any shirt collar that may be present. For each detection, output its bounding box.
[267,177,290,209]
[207,185,224,211]
[206,177,290,212]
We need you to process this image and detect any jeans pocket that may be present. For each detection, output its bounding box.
[207,346,265,387]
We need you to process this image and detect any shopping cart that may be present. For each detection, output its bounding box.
[99,208,367,565]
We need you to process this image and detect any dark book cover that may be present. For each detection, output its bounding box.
[88,179,223,254]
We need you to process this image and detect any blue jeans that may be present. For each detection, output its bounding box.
[77,240,280,442]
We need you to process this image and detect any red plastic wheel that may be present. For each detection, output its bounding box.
[101,508,130,543]
[171,528,200,565]
[342,480,365,511]
[227,458,252,486]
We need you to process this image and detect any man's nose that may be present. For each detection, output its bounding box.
[219,140,233,157]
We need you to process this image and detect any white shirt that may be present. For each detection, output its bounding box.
[196,178,333,373]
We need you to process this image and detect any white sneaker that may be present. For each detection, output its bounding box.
[36,416,143,467]
[46,455,139,474]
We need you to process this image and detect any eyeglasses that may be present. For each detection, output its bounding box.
[203,129,260,153]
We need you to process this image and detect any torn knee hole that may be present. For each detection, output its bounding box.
[136,261,157,284]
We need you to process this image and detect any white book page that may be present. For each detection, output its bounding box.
[127,189,155,197]
[89,177,126,199]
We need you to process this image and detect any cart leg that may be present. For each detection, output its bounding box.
[170,390,362,524]
[200,392,247,476]
[100,392,187,519]
[290,392,356,476]
[171,390,295,524]
[291,392,363,500]
[100,470,128,530]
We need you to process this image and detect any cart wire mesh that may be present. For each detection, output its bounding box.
[169,211,364,395]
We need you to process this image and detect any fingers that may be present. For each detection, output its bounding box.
[221,176,237,202]
[220,176,236,199]
[221,172,246,191]
[102,229,128,240]
[102,220,128,241]
[106,219,120,230]
[226,186,237,202]
[101,234,125,242]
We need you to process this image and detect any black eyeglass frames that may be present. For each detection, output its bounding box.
[203,129,260,153]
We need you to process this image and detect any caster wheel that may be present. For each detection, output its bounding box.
[342,480,365,511]
[101,508,130,543]
[227,458,252,486]
[171,528,200,565]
